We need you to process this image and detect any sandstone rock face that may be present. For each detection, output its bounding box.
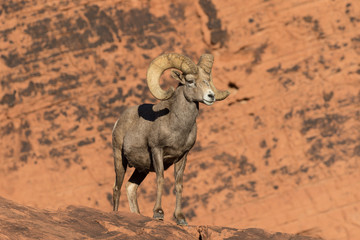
[0,0,359,240]
[0,196,318,240]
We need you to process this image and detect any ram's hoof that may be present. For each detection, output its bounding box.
[176,218,188,226]
[153,209,164,220]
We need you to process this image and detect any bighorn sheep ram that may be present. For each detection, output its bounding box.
[112,53,229,225]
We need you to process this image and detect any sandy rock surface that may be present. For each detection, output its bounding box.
[0,0,360,239]
[0,196,318,240]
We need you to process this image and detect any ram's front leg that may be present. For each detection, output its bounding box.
[173,153,188,225]
[151,147,165,220]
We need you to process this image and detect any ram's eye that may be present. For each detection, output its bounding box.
[188,82,195,87]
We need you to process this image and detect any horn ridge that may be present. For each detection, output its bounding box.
[147,53,198,100]
[198,54,214,74]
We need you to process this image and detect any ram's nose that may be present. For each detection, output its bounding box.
[203,90,215,105]
[207,92,215,101]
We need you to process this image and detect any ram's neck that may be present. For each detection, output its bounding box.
[168,87,199,132]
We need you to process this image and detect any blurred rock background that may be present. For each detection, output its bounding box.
[0,0,359,239]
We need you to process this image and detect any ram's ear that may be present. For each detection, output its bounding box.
[171,70,186,84]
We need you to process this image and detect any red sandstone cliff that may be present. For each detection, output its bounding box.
[0,0,360,239]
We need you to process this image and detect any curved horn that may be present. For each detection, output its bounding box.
[198,54,230,101]
[147,53,198,100]
[198,54,214,74]
[209,75,230,101]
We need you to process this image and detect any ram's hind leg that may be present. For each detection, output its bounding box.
[126,169,148,214]
[113,148,127,211]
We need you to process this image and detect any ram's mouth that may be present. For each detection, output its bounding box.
[203,99,215,106]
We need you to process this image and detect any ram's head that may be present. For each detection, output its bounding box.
[147,53,230,105]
